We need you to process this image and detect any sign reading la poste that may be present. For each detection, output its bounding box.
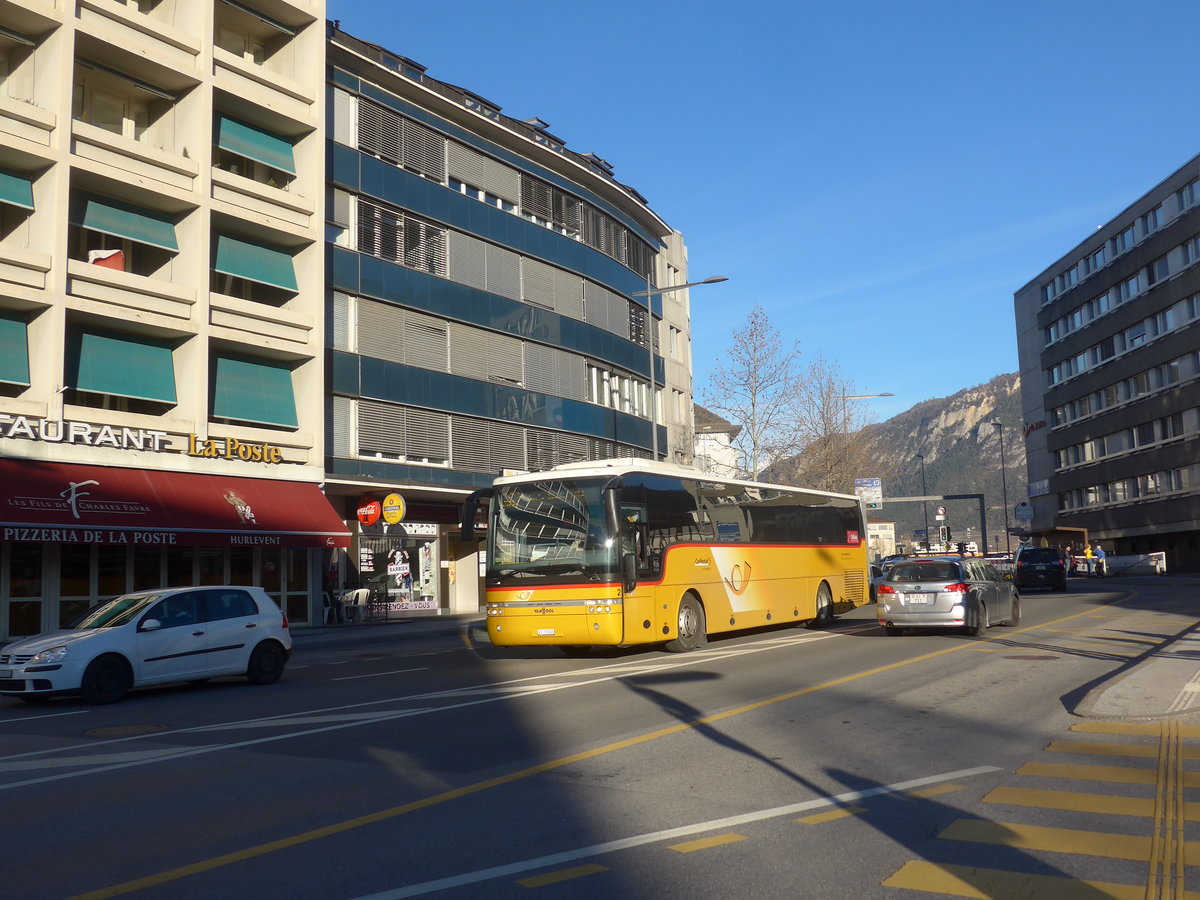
[0,415,286,464]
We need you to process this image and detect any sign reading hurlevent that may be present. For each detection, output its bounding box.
[0,415,286,464]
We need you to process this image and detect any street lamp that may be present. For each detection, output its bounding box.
[992,422,1011,555]
[632,275,728,459]
[916,452,929,548]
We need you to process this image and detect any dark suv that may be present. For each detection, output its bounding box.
[1014,546,1068,592]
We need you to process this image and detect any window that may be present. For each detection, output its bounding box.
[211,234,298,305]
[214,116,296,189]
[70,194,179,278]
[65,326,178,413]
[1140,207,1163,235]
[72,63,173,148]
[356,198,446,276]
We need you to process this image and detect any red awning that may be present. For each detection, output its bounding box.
[0,459,350,548]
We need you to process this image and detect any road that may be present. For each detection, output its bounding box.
[1,578,1197,899]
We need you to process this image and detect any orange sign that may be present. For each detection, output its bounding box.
[382,493,406,524]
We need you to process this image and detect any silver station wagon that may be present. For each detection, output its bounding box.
[876,557,1019,636]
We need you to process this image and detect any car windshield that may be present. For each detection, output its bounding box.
[70,593,163,629]
[1019,548,1061,562]
[889,563,960,583]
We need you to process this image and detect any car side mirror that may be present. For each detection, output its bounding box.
[140,618,162,632]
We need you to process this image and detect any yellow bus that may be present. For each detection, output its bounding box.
[462,459,870,654]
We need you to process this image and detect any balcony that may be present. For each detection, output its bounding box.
[76,0,201,74]
[0,242,50,292]
[213,48,315,126]
[67,257,196,322]
[209,290,314,346]
[0,92,55,147]
[71,118,199,190]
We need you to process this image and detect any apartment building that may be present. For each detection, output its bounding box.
[0,0,339,638]
[324,27,695,613]
[1014,154,1200,570]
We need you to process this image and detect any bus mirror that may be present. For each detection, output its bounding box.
[603,478,622,537]
[460,488,492,542]
[622,552,637,594]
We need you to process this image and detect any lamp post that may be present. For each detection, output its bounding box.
[632,275,728,460]
[916,452,929,548]
[992,422,1011,555]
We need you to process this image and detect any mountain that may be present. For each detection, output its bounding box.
[858,373,1026,553]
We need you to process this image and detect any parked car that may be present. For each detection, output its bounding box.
[1014,546,1068,592]
[876,556,1019,636]
[0,586,292,704]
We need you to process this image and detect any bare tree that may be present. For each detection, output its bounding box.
[702,306,803,480]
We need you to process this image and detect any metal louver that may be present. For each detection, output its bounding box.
[553,269,584,319]
[488,331,523,384]
[451,416,491,473]
[405,407,450,462]
[485,244,521,300]
[448,322,490,381]
[356,299,405,361]
[522,258,556,307]
[358,399,406,458]
[332,88,356,147]
[329,395,354,457]
[448,143,520,202]
[358,100,401,163]
[520,174,553,220]
[331,291,351,351]
[447,231,487,291]
[402,118,445,181]
[403,310,448,371]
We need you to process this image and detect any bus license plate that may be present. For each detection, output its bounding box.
[906,593,930,605]
[537,628,556,636]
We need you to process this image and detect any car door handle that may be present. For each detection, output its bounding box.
[192,631,205,637]
[244,623,257,628]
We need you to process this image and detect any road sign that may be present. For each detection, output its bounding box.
[936,506,946,516]
[854,477,883,509]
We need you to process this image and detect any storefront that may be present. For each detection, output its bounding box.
[0,459,350,638]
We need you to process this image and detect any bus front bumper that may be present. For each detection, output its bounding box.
[485,600,623,647]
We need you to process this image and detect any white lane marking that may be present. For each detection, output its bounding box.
[332,667,427,682]
[0,710,90,724]
[0,627,862,781]
[352,765,1002,899]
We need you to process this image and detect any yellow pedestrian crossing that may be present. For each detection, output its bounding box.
[884,718,1198,897]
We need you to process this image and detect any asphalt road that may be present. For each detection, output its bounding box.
[2,578,1197,899]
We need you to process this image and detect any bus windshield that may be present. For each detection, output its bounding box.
[488,479,615,585]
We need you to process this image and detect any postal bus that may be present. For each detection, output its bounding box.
[461,458,869,653]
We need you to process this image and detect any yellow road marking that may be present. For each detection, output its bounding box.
[796,806,863,824]
[1073,722,1200,738]
[883,859,1184,899]
[517,864,607,887]
[1018,761,1200,787]
[1046,740,1200,760]
[983,786,1163,818]
[939,818,1167,860]
[1147,719,1187,900]
[905,783,964,798]
[70,593,1136,900]
[667,833,746,853]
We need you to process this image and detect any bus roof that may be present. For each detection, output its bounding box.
[492,457,861,503]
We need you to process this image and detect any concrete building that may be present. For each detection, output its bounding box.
[323,27,695,613]
[693,404,740,478]
[0,0,339,639]
[1014,154,1200,571]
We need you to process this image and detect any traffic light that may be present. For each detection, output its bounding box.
[938,525,948,543]
[956,542,967,555]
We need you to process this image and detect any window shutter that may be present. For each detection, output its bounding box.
[447,231,487,291]
[405,407,449,461]
[485,243,521,300]
[358,399,406,457]
[522,258,556,307]
[526,430,556,472]
[521,174,553,220]
[557,353,586,401]
[451,416,491,473]
[523,343,558,395]
[329,188,351,229]
[488,331,523,384]
[357,299,405,361]
[583,281,611,331]
[553,268,584,319]
[448,322,490,381]
[448,143,520,202]
[329,395,354,457]
[402,117,445,181]
[358,100,400,163]
[331,291,352,352]
[488,420,526,472]
[403,310,448,371]
[332,88,356,147]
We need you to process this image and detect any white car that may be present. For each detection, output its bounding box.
[0,586,292,704]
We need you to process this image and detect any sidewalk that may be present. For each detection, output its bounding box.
[290,611,484,645]
[1075,573,1200,719]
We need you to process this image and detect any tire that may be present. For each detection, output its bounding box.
[883,625,903,636]
[806,583,834,629]
[664,594,705,653]
[81,654,132,705]
[1002,594,1021,627]
[968,602,989,637]
[245,641,286,685]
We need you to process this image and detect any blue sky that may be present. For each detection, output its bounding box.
[333,0,1200,421]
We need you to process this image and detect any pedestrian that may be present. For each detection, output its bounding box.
[1093,544,1106,577]
[1064,544,1074,576]
[1084,544,1095,577]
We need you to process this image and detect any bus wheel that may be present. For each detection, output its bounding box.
[665,594,705,653]
[806,583,834,629]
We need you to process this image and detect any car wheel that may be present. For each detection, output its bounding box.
[245,641,287,685]
[806,583,834,629]
[883,625,903,636]
[968,602,989,637]
[1001,594,1020,627]
[81,654,132,705]
[665,594,705,652]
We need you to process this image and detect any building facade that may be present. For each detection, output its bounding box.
[323,28,694,613]
[0,0,343,639]
[1014,154,1200,571]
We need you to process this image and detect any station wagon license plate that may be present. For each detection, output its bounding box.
[906,593,930,605]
